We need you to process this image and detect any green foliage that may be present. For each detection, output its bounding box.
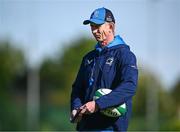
[133,69,176,117]
[39,37,95,130]
[40,37,95,106]
[0,40,26,130]
[132,71,147,116]
[171,78,180,104]
[131,69,178,130]
[58,37,95,96]
[0,41,25,88]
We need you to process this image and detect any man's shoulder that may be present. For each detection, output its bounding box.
[83,49,96,59]
[113,44,137,61]
[112,44,130,55]
[117,44,135,54]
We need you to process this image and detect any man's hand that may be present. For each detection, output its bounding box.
[70,101,99,123]
[80,101,99,115]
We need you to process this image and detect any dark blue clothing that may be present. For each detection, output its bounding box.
[71,35,138,131]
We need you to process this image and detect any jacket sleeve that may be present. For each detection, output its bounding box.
[95,49,138,110]
[70,58,86,111]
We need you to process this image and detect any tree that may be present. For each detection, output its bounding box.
[40,37,95,106]
[171,78,180,104]
[132,69,175,117]
[171,78,180,124]
[0,40,26,130]
[130,68,177,130]
[39,37,95,130]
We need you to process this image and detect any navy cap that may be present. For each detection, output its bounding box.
[83,7,115,25]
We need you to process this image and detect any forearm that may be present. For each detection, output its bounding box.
[95,81,137,110]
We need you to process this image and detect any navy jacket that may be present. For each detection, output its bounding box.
[71,35,138,131]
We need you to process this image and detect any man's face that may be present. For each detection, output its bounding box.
[90,22,111,42]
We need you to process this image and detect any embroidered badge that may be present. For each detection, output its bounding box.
[94,10,99,18]
[87,59,93,65]
[106,57,114,66]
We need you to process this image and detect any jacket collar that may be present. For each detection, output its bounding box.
[95,35,125,52]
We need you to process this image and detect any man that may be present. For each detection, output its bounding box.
[70,7,138,131]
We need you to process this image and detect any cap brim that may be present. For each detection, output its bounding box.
[83,19,105,25]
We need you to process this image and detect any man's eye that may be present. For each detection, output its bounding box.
[91,24,101,28]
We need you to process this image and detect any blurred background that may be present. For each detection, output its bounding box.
[0,0,180,131]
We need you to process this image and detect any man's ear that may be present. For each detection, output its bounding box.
[110,23,115,30]
[109,24,113,29]
[109,22,115,35]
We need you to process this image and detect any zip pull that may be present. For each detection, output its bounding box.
[89,78,94,86]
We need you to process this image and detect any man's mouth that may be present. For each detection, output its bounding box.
[94,34,101,38]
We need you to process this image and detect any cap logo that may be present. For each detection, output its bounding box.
[106,16,112,22]
[93,10,99,18]
[106,57,114,66]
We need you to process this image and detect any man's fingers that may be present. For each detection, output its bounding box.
[79,102,97,115]
[80,105,85,110]
[79,106,87,115]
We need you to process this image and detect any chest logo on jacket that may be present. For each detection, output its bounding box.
[106,57,114,66]
[87,59,93,65]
